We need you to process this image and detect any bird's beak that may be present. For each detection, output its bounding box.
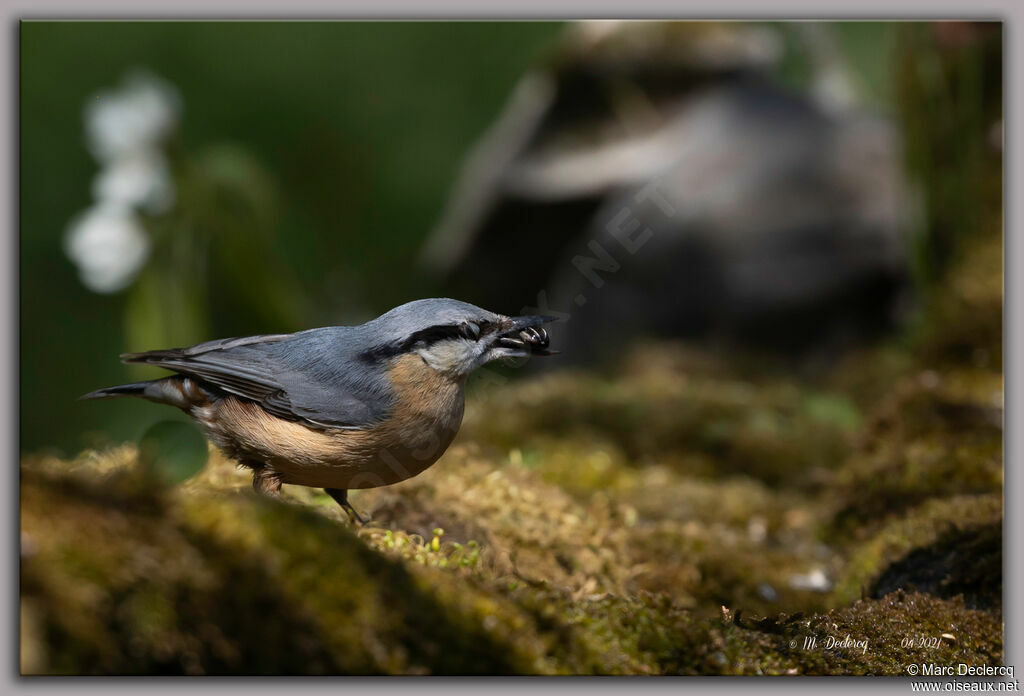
[504,315,559,332]
[494,315,559,356]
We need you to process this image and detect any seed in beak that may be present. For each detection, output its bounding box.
[496,324,556,355]
[519,327,549,349]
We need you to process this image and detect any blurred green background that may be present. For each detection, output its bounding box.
[19,21,998,455]
[21,21,563,453]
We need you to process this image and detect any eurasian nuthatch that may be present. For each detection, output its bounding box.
[83,298,556,523]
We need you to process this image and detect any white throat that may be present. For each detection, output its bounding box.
[414,339,482,377]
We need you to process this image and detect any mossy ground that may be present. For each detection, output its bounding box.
[21,232,1002,675]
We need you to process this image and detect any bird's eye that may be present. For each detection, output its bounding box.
[459,322,480,340]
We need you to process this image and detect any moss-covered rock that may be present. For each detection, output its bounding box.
[826,372,1002,538]
[21,464,540,675]
[832,494,1002,608]
[703,592,1002,676]
[462,358,857,489]
[22,449,1003,676]
[21,427,1004,675]
[21,205,1003,675]
[870,524,1001,611]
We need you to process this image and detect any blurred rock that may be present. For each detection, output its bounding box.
[422,22,910,365]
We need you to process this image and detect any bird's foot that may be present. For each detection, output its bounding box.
[324,488,367,526]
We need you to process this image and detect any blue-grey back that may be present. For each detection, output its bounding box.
[122,298,501,429]
[124,325,393,429]
[247,326,396,428]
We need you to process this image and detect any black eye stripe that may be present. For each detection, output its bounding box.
[407,325,464,347]
[402,321,491,350]
[359,322,491,363]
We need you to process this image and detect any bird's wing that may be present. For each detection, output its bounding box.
[122,329,393,429]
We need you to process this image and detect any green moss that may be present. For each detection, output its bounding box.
[21,465,537,674]
[827,370,1002,538]
[832,495,1002,607]
[699,592,1002,675]
[22,423,1004,675]
[463,362,855,489]
[870,523,1002,610]
[500,591,1003,676]
[21,218,1004,674]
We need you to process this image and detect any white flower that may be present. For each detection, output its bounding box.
[84,70,181,164]
[67,69,183,292]
[92,147,175,214]
[64,203,151,294]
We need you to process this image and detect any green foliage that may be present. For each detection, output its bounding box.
[896,22,1002,287]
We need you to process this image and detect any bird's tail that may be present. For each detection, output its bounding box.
[81,377,210,411]
[80,380,159,401]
